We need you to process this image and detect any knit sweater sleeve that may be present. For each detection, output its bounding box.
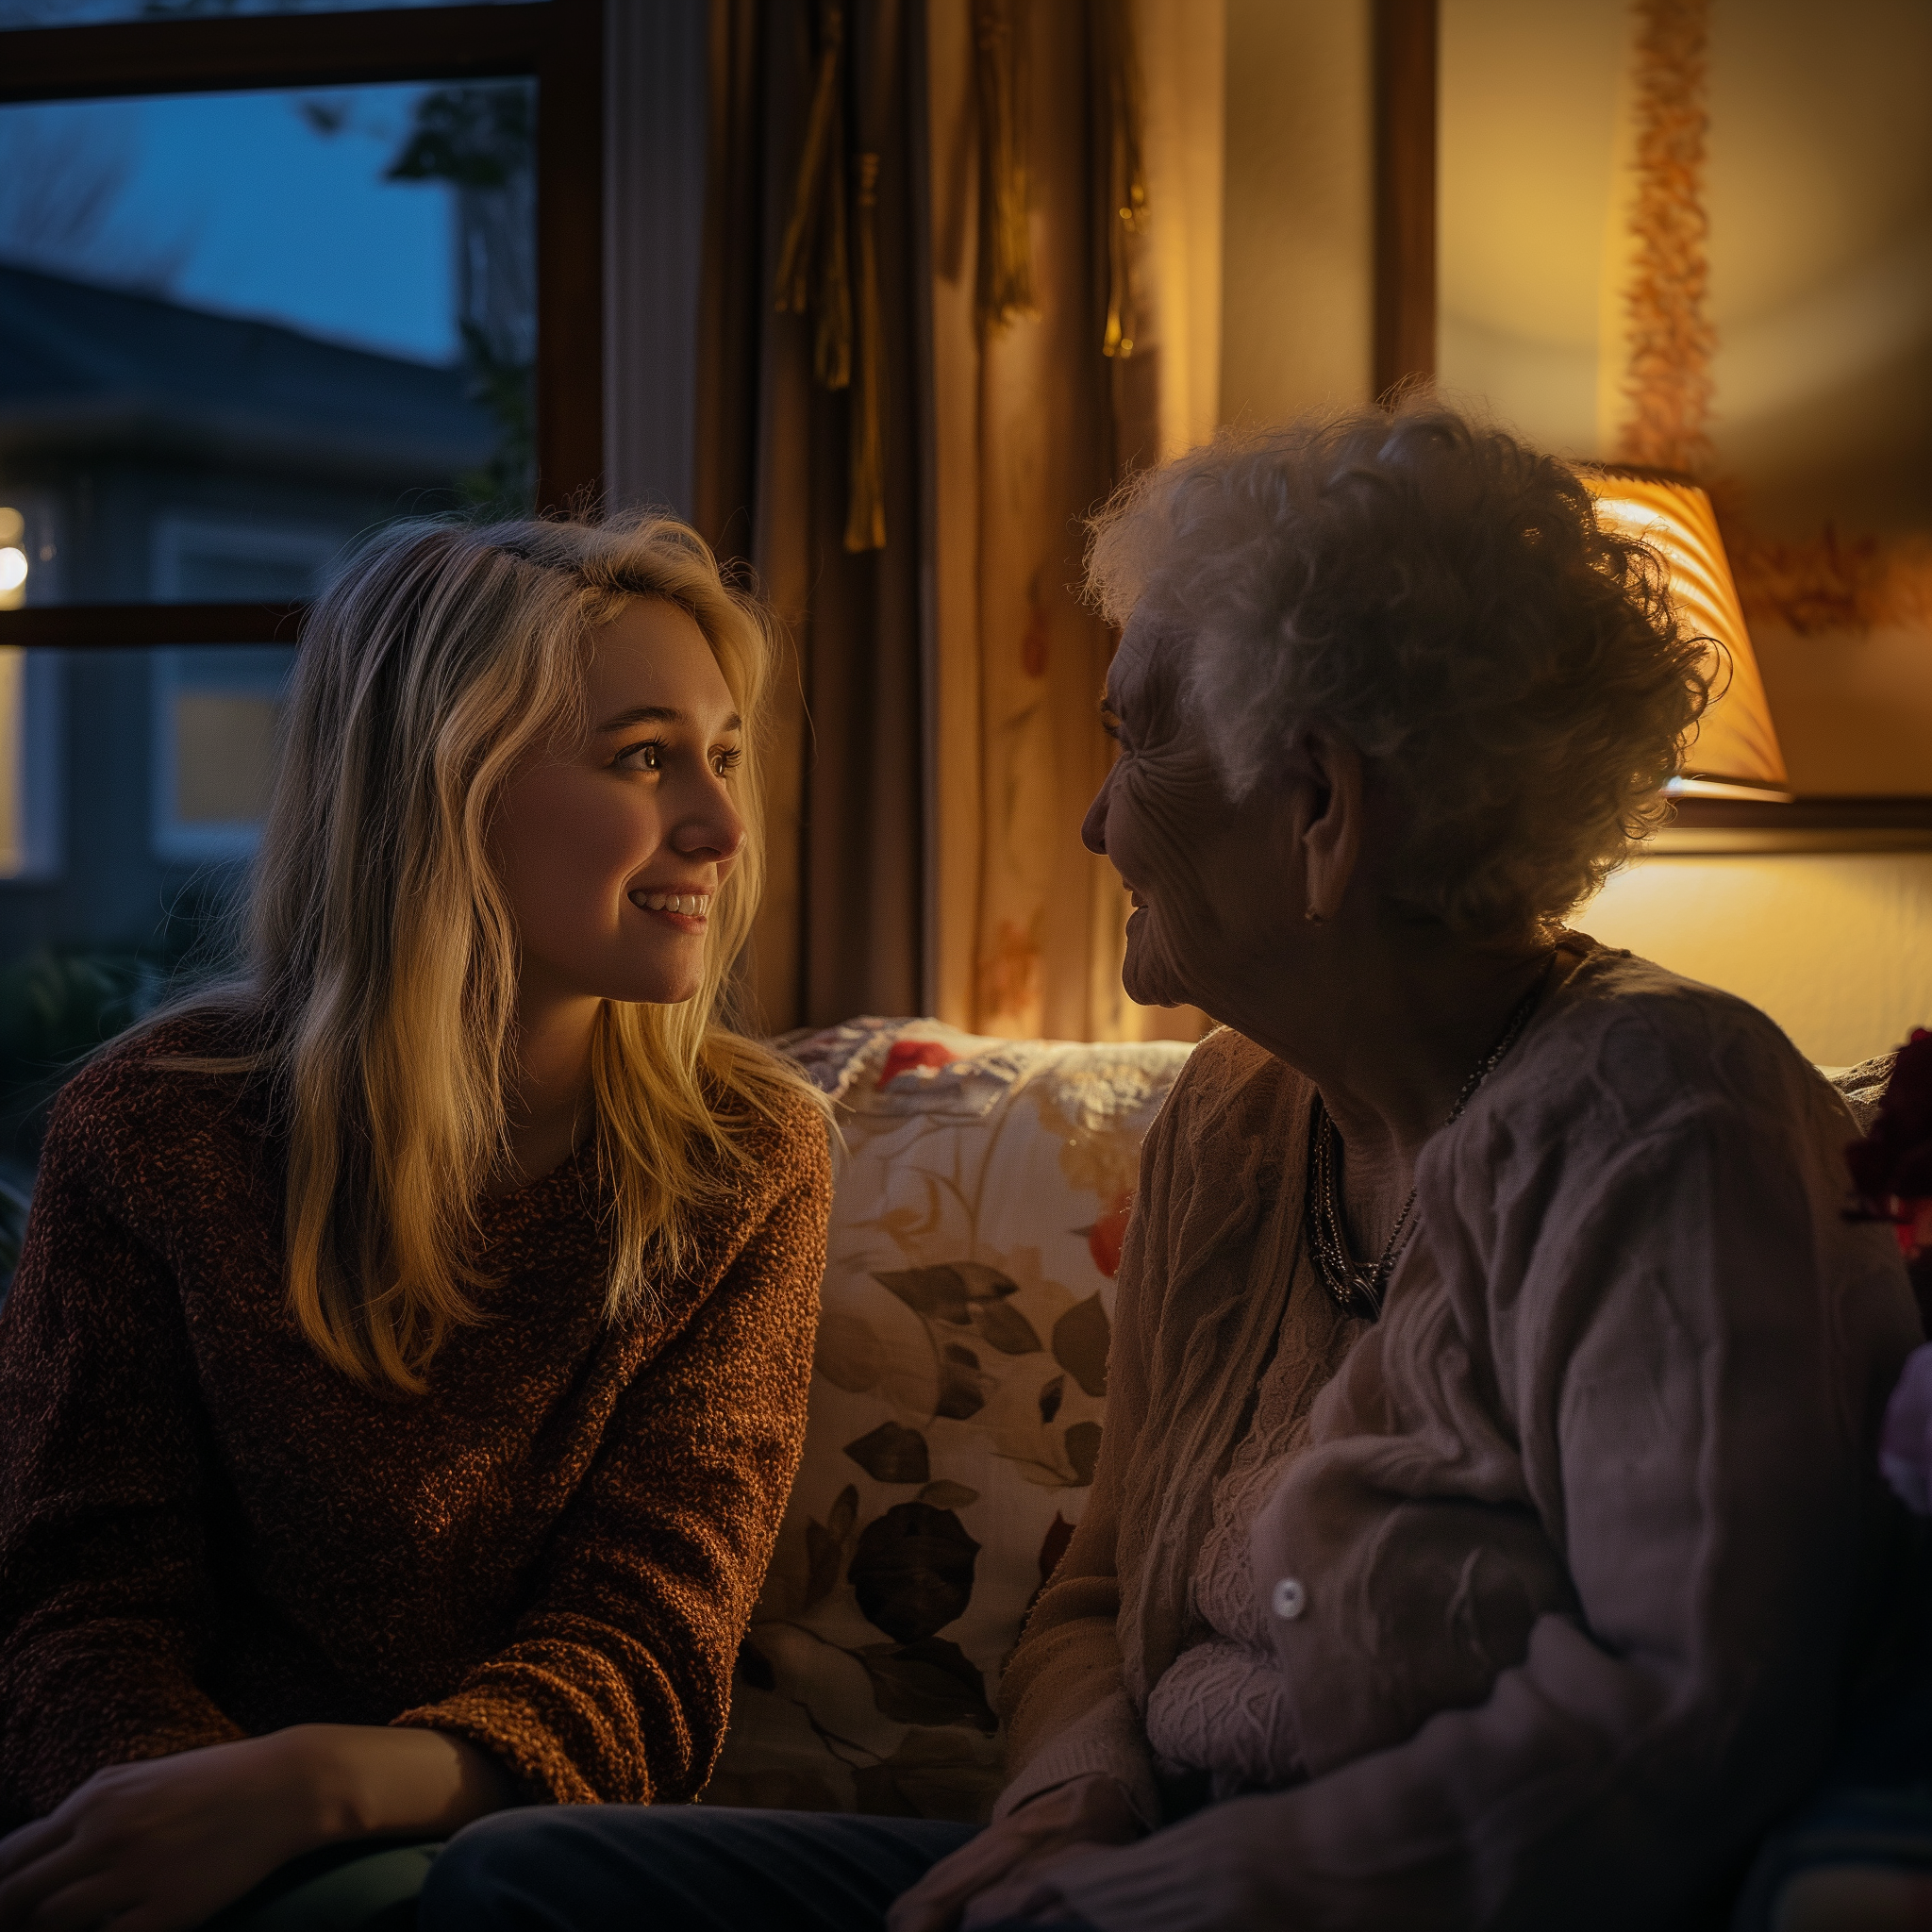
[0,1081,244,1823]
[394,1101,832,1805]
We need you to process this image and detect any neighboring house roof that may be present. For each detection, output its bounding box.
[0,259,495,485]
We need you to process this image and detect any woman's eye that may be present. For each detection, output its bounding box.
[617,740,664,772]
[712,746,743,778]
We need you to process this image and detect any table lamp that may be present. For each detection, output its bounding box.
[1579,467,1791,802]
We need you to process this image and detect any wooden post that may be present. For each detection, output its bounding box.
[537,0,607,511]
[1373,0,1437,401]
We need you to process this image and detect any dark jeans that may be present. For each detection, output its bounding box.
[419,1806,1080,1932]
[1734,1688,1932,1930]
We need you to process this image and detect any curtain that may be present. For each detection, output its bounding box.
[698,0,1224,1040]
[926,0,1224,1041]
[696,0,926,1036]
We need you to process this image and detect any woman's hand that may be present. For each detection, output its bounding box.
[887,1774,1144,1932]
[0,1724,513,1932]
[0,1732,325,1932]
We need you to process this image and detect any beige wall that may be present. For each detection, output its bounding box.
[1580,852,1932,1068]
[1219,0,1373,425]
[1215,8,1932,1069]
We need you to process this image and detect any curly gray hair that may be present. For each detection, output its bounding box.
[1085,404,1711,942]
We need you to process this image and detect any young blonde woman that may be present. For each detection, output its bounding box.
[0,514,831,1931]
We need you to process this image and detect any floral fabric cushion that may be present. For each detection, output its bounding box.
[702,1018,1194,1822]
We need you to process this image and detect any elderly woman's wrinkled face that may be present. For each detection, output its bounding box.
[1082,620,1297,1013]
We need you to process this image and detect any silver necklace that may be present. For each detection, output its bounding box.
[1306,954,1556,1322]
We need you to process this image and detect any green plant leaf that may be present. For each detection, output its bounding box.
[803,1482,860,1606]
[1037,1511,1075,1581]
[848,1502,980,1641]
[855,1637,997,1732]
[804,1520,844,1607]
[814,1310,884,1393]
[735,1632,776,1692]
[851,1726,1004,1822]
[1064,1420,1102,1487]
[952,1262,1021,1301]
[842,1423,931,1485]
[874,1265,971,1324]
[827,1483,860,1542]
[1051,1293,1110,1397]
[934,1355,987,1422]
[874,1263,1020,1327]
[974,1299,1043,1356]
[918,1480,979,1509]
[849,1761,922,1818]
[1037,1373,1065,1424]
[1017,1511,1080,1632]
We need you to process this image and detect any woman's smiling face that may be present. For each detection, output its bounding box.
[490,596,745,1008]
[1081,618,1300,1016]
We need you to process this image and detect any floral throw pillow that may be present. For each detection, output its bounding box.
[702,1019,1194,1822]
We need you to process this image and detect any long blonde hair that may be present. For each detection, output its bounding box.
[175,511,812,1391]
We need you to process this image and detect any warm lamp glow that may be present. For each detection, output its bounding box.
[0,508,23,613]
[1580,469,1791,802]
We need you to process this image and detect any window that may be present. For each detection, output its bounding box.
[151,646,296,861]
[0,4,603,642]
[0,0,602,1173]
[0,498,61,610]
[153,519,342,604]
[0,648,61,879]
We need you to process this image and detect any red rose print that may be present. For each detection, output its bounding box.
[877,1041,955,1089]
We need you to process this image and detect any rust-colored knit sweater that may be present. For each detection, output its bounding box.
[0,1016,830,1824]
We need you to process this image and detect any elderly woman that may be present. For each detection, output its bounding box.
[423,407,1919,1932]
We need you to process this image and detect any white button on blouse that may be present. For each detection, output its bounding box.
[1271,1575,1307,1622]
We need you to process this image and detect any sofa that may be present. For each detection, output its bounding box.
[703,1016,1193,1821]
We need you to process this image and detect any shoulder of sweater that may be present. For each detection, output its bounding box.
[44,1008,259,1171]
[1463,943,1825,1149]
[1158,1024,1309,1132]
[713,1074,833,1201]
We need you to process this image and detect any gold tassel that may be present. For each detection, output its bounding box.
[844,151,887,552]
[1097,0,1147,359]
[972,0,1036,332]
[775,0,853,398]
[816,117,853,390]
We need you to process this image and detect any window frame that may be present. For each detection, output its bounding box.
[0,0,604,651]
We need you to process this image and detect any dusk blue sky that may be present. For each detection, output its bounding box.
[0,83,459,363]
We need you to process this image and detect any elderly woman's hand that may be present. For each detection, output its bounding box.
[886,1774,1143,1932]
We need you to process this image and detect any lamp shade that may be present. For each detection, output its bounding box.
[1580,469,1790,801]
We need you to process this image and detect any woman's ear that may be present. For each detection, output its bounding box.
[1299,727,1364,924]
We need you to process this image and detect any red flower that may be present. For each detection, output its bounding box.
[877,1040,955,1089]
[1084,1190,1134,1279]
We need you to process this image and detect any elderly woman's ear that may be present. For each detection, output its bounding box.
[1288,727,1364,926]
